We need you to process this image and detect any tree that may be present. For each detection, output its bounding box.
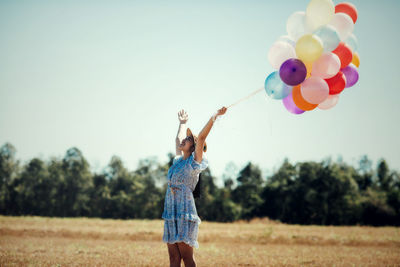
[13,157,60,216]
[0,143,20,214]
[377,159,391,191]
[60,147,92,217]
[232,162,264,219]
[260,158,296,221]
[134,156,164,219]
[355,155,373,190]
[105,155,137,218]
[195,168,217,221]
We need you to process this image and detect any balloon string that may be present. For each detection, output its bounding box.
[227,87,264,109]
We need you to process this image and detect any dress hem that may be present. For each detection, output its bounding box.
[162,239,199,249]
[162,215,201,224]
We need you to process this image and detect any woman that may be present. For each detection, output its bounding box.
[162,107,227,267]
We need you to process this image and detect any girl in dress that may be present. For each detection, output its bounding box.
[162,107,227,267]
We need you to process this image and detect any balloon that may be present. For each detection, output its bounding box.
[335,2,358,23]
[279,58,307,86]
[328,13,354,41]
[300,76,329,104]
[264,0,360,114]
[306,0,335,31]
[283,92,305,114]
[305,62,313,78]
[352,52,360,67]
[332,42,352,68]
[311,52,341,79]
[325,71,346,94]
[292,85,318,111]
[341,64,359,87]
[264,71,292,99]
[295,34,323,63]
[318,94,339,110]
[268,41,296,70]
[286,12,311,41]
[313,25,341,52]
[345,33,358,53]
[278,35,296,47]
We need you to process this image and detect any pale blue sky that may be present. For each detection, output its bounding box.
[1,0,399,184]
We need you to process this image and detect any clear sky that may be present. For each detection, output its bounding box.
[1,0,399,185]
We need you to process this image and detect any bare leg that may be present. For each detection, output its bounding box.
[177,242,196,267]
[167,243,182,267]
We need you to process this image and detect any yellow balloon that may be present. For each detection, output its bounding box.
[296,34,323,63]
[352,52,360,67]
[305,62,313,78]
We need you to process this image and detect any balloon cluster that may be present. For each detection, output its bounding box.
[265,0,360,114]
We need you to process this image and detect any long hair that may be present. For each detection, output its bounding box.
[190,143,202,198]
[193,173,201,198]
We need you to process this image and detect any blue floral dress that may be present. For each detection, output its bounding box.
[162,151,208,249]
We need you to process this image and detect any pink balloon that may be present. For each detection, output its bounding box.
[311,52,341,79]
[282,92,305,114]
[300,76,329,104]
[318,94,339,110]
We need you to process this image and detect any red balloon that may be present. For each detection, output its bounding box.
[325,71,346,95]
[332,42,352,69]
[335,2,358,24]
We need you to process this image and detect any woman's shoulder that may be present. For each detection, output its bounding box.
[172,154,183,165]
[189,151,208,171]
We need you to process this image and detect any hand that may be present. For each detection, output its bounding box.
[178,109,188,123]
[216,107,227,116]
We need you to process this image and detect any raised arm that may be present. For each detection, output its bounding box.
[194,107,227,163]
[175,109,188,156]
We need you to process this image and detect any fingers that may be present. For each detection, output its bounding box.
[178,109,188,122]
[217,107,227,115]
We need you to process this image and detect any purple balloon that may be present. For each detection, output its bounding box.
[279,58,307,86]
[283,92,305,115]
[341,64,359,88]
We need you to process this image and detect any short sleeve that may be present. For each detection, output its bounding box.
[189,151,208,175]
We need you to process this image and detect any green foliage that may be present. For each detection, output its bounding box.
[0,143,398,225]
[232,162,264,219]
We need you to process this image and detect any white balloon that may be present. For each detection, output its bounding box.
[313,25,341,52]
[267,41,296,70]
[345,33,358,53]
[286,11,312,41]
[277,35,296,47]
[306,0,335,31]
[311,52,341,79]
[318,94,339,110]
[328,13,354,41]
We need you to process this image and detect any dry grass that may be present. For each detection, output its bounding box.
[0,215,399,266]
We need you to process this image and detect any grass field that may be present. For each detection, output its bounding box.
[0,216,399,266]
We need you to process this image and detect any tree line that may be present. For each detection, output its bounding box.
[0,142,399,225]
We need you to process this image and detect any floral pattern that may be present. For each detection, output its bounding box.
[162,151,208,249]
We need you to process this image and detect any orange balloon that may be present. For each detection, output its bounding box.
[352,52,360,67]
[292,85,318,111]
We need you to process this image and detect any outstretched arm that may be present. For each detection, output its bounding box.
[194,107,227,163]
[175,109,188,156]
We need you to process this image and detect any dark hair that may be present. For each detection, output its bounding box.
[190,143,201,198]
[192,173,201,198]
